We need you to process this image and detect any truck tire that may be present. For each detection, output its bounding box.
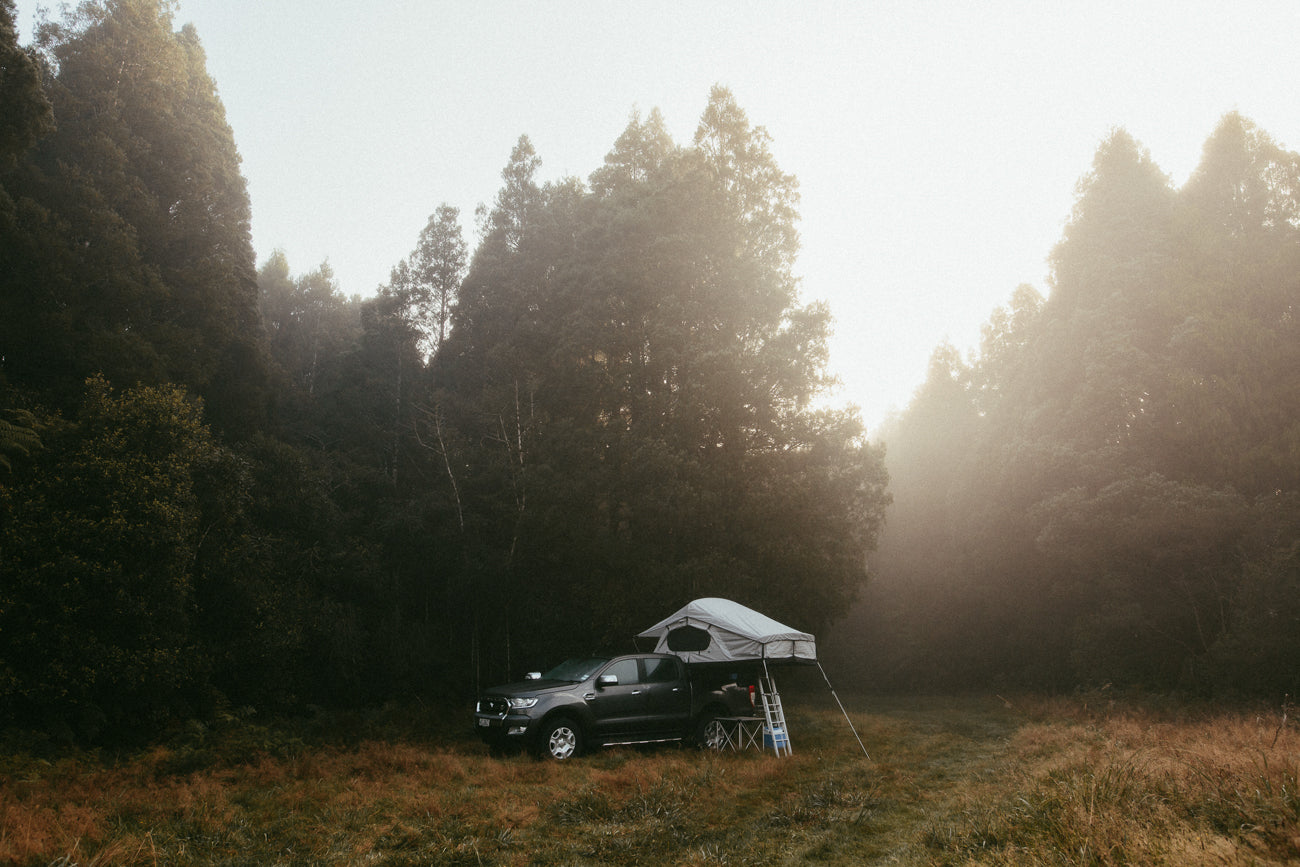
[537,717,583,761]
[695,710,727,751]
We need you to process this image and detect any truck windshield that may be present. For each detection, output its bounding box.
[543,657,610,682]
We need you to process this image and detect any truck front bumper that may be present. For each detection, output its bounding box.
[473,712,535,742]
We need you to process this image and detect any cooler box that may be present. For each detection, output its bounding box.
[763,726,789,750]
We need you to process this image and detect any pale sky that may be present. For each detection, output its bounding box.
[14,1,1300,430]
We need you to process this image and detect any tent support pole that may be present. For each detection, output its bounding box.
[817,661,870,760]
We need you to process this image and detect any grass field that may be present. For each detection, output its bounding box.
[2,691,1298,865]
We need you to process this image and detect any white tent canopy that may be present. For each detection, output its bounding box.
[636,597,816,665]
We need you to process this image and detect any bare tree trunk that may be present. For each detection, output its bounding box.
[416,404,472,683]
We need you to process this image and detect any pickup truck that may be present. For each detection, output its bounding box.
[473,653,757,760]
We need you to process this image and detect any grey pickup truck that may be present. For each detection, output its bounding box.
[473,652,757,760]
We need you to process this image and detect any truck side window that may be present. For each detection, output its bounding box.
[642,657,680,683]
[603,658,640,685]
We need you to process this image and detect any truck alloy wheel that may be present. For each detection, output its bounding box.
[696,713,726,750]
[540,719,581,760]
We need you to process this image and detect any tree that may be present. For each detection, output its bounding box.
[259,254,359,400]
[0,0,52,164]
[1182,112,1300,240]
[0,408,42,474]
[1049,129,1176,313]
[408,204,468,355]
[0,0,267,436]
[1028,472,1249,687]
[1166,113,1300,497]
[432,92,889,681]
[486,134,541,253]
[694,85,800,278]
[343,277,427,486]
[590,107,677,196]
[0,376,215,734]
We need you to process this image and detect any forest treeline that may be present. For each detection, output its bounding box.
[2,1,1296,741]
[0,0,888,738]
[830,115,1300,698]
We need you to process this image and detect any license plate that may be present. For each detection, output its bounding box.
[478,718,490,727]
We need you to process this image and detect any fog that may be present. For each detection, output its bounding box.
[3,4,1298,745]
[13,0,1297,428]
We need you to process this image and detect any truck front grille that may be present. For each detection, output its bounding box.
[477,697,509,716]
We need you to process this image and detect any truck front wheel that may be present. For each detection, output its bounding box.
[537,717,583,761]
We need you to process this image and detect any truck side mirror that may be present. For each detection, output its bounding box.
[596,674,618,688]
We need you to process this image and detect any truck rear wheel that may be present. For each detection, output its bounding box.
[695,711,726,751]
[537,717,583,761]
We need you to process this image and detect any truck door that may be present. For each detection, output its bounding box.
[639,656,692,737]
[584,657,642,741]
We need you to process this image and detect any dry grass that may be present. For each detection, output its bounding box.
[917,695,1300,866]
[1,693,1298,865]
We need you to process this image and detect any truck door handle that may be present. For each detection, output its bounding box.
[632,690,642,695]
[583,693,595,701]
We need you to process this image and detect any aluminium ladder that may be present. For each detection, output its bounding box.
[758,660,792,757]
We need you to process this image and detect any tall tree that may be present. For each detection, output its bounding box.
[346,274,427,486]
[433,91,889,680]
[1168,113,1300,497]
[694,85,800,278]
[0,0,52,165]
[589,107,677,196]
[0,0,266,435]
[487,134,541,253]
[259,254,359,400]
[408,204,468,356]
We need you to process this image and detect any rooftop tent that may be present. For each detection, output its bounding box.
[639,597,869,760]
[636,597,816,664]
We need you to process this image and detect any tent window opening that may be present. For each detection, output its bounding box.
[666,625,711,652]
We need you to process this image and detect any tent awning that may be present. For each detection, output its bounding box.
[636,598,816,664]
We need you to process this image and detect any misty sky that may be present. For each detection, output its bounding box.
[13,0,1299,429]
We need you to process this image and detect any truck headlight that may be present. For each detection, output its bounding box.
[507,697,539,710]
